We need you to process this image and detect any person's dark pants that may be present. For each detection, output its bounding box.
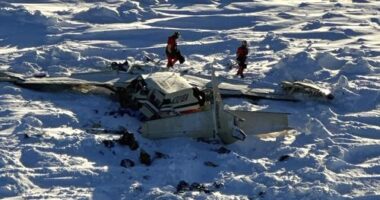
[166,50,185,68]
[236,58,247,78]
[167,55,178,68]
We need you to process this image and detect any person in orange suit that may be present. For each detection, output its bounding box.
[166,31,185,68]
[236,40,249,78]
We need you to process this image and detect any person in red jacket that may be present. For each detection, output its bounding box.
[166,31,185,68]
[236,40,249,78]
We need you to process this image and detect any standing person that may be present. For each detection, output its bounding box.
[166,31,185,68]
[236,40,249,78]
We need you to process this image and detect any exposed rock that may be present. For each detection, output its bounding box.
[120,159,135,168]
[118,132,139,150]
[278,155,291,162]
[190,182,210,194]
[213,181,223,189]
[154,151,169,159]
[176,181,211,194]
[204,161,218,167]
[258,191,266,197]
[102,140,115,148]
[196,138,220,144]
[176,180,190,193]
[216,146,231,154]
[139,149,152,166]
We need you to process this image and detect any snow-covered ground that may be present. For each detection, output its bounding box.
[0,0,379,199]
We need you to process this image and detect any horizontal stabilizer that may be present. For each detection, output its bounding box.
[229,110,290,135]
[141,110,214,139]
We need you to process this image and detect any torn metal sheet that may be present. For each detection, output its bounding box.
[281,80,334,100]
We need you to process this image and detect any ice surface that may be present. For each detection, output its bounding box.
[0,0,380,199]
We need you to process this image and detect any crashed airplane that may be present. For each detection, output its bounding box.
[0,65,331,144]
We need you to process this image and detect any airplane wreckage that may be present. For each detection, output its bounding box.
[0,63,334,144]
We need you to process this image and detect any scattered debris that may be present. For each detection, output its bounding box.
[176,181,211,194]
[197,138,220,144]
[102,140,115,148]
[144,55,162,65]
[176,180,190,193]
[190,182,211,194]
[91,122,102,129]
[88,127,128,135]
[110,60,129,71]
[139,149,152,166]
[281,80,334,100]
[215,146,231,154]
[109,108,129,117]
[33,72,47,78]
[154,151,169,159]
[278,155,291,162]
[118,132,139,150]
[120,159,135,168]
[204,161,218,167]
[212,181,224,189]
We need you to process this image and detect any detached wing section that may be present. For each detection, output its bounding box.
[183,74,296,102]
[1,71,138,91]
[281,81,334,100]
[69,71,138,88]
[0,71,25,82]
[229,110,290,135]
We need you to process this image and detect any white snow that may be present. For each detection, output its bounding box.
[1,0,380,199]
